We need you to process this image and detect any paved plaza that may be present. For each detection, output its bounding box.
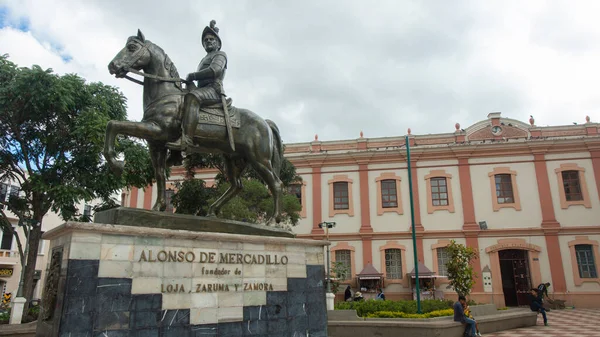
[485,308,600,336]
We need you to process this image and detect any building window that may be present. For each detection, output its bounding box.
[488,167,522,211]
[0,227,13,251]
[328,175,354,217]
[288,184,302,206]
[0,184,19,210]
[495,174,514,204]
[287,181,306,218]
[0,184,7,210]
[562,171,583,201]
[425,170,455,214]
[430,178,448,206]
[381,180,398,208]
[385,249,402,279]
[575,245,597,279]
[333,182,349,210]
[335,250,352,280]
[555,164,591,209]
[83,204,92,221]
[165,189,175,213]
[376,173,403,215]
[437,248,450,277]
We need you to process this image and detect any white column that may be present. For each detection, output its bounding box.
[326,293,335,311]
[9,297,26,324]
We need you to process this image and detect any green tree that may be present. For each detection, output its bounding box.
[329,261,351,293]
[445,240,478,297]
[171,150,302,228]
[0,54,153,314]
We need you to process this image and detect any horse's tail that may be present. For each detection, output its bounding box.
[266,119,283,176]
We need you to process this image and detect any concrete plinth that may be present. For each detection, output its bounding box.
[326,293,335,311]
[35,220,329,337]
[9,297,26,325]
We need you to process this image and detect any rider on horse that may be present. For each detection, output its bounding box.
[173,20,228,151]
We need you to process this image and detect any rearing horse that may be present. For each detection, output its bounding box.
[104,29,284,223]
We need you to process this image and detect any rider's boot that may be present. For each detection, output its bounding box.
[169,100,199,151]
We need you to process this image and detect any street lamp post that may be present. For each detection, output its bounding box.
[319,222,337,311]
[405,135,422,314]
[318,221,336,293]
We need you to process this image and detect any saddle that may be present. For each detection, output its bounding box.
[196,97,241,129]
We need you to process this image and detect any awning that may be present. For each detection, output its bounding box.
[408,263,436,277]
[356,263,383,280]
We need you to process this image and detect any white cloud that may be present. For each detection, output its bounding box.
[1,0,598,143]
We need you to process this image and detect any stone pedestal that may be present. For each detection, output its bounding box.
[326,293,335,311]
[36,212,328,336]
[9,297,26,325]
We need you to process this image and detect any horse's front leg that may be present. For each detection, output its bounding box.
[148,144,168,211]
[103,120,167,175]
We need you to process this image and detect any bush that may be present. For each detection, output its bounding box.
[335,299,454,317]
[366,308,454,319]
[22,305,40,323]
[0,309,10,324]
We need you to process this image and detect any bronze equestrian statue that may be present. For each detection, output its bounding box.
[104,21,284,223]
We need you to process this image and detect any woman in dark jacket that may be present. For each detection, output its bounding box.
[529,289,548,326]
[344,286,352,301]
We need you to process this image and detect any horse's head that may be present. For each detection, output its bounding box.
[108,29,152,78]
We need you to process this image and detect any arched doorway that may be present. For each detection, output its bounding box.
[499,249,531,307]
[485,239,543,308]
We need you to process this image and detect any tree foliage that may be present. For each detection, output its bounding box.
[171,149,302,228]
[0,54,153,311]
[329,261,350,293]
[444,240,478,297]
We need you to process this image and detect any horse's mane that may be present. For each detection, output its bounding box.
[129,36,182,90]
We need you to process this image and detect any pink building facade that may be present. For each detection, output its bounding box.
[124,113,600,308]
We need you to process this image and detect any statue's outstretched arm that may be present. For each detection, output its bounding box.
[187,53,227,81]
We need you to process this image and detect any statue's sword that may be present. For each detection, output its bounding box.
[219,83,235,151]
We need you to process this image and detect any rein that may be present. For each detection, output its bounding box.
[124,67,189,86]
[119,39,189,86]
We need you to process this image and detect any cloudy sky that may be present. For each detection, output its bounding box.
[1,0,599,143]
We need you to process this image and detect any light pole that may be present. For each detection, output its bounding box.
[318,221,336,293]
[405,135,421,314]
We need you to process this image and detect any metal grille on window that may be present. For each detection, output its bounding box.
[385,249,402,279]
[495,174,514,204]
[0,184,7,210]
[562,170,583,201]
[431,177,448,206]
[437,248,450,276]
[165,189,175,212]
[333,182,349,210]
[381,180,398,208]
[575,244,597,278]
[288,184,302,206]
[83,204,92,221]
[335,250,351,279]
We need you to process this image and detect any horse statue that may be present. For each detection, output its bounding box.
[104,29,284,223]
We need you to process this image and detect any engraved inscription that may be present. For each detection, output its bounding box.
[41,248,63,321]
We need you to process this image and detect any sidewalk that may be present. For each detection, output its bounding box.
[485,308,600,336]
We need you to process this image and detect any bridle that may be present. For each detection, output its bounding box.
[119,39,188,86]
